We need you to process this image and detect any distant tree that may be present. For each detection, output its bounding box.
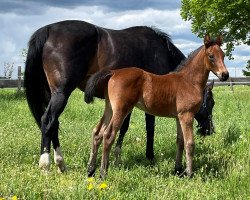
[242,60,250,76]
[20,48,27,63]
[180,0,250,59]
[4,62,14,79]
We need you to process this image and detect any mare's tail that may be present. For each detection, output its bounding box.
[84,70,112,104]
[24,26,51,129]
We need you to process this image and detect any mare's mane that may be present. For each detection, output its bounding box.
[150,27,186,71]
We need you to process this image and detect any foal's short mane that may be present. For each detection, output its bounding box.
[175,46,203,72]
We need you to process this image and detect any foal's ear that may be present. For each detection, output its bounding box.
[204,34,211,48]
[216,34,223,46]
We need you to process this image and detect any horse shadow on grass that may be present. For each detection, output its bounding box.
[112,143,178,178]
[194,124,241,180]
[109,124,242,180]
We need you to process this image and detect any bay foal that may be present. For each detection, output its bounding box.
[85,34,229,178]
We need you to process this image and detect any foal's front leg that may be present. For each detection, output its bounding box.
[178,113,195,177]
[175,119,184,175]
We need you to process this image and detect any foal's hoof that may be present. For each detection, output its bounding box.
[87,166,96,177]
[175,168,194,178]
[39,153,51,171]
[174,166,184,177]
[100,169,107,180]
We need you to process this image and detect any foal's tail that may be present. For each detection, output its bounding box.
[84,70,113,104]
[24,26,50,129]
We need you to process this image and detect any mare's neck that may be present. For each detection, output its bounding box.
[179,47,209,91]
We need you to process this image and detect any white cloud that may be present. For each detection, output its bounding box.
[0,39,16,54]
[0,3,248,77]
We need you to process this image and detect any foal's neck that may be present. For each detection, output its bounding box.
[179,47,209,91]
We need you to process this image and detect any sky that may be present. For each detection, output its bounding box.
[0,0,249,78]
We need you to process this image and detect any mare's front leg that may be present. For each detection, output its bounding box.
[178,112,195,177]
[145,113,155,160]
[39,92,68,172]
[114,113,132,165]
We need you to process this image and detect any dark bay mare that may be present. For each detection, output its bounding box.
[24,20,214,173]
[84,34,229,178]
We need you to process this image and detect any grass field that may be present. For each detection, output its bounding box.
[0,86,249,199]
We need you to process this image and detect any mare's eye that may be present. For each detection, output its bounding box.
[209,55,214,61]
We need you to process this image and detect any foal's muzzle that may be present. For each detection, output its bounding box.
[219,72,229,81]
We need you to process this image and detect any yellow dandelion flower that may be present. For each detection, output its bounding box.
[98,182,108,190]
[87,183,94,191]
[12,196,17,200]
[87,177,94,183]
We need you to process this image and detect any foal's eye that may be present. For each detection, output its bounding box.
[208,55,214,61]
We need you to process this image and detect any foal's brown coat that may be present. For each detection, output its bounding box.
[86,34,229,178]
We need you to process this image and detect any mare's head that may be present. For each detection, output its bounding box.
[195,80,215,136]
[204,34,229,81]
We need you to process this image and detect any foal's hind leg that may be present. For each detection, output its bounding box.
[145,113,155,160]
[39,92,69,172]
[100,112,125,178]
[87,117,105,177]
[114,113,132,165]
[88,101,112,177]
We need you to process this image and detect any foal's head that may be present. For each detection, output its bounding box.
[204,34,229,81]
[195,80,215,136]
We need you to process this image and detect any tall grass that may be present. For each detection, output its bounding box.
[0,86,249,199]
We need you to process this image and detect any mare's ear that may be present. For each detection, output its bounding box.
[204,34,211,48]
[216,34,223,46]
[206,79,214,90]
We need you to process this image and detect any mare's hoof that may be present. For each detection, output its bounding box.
[114,147,122,166]
[56,162,66,173]
[146,152,155,161]
[39,153,51,171]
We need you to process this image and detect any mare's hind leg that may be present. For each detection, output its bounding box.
[51,121,66,173]
[114,113,132,165]
[39,92,69,172]
[145,113,155,160]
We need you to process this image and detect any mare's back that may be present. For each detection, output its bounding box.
[97,26,184,74]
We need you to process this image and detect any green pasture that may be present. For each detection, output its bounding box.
[0,86,249,199]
